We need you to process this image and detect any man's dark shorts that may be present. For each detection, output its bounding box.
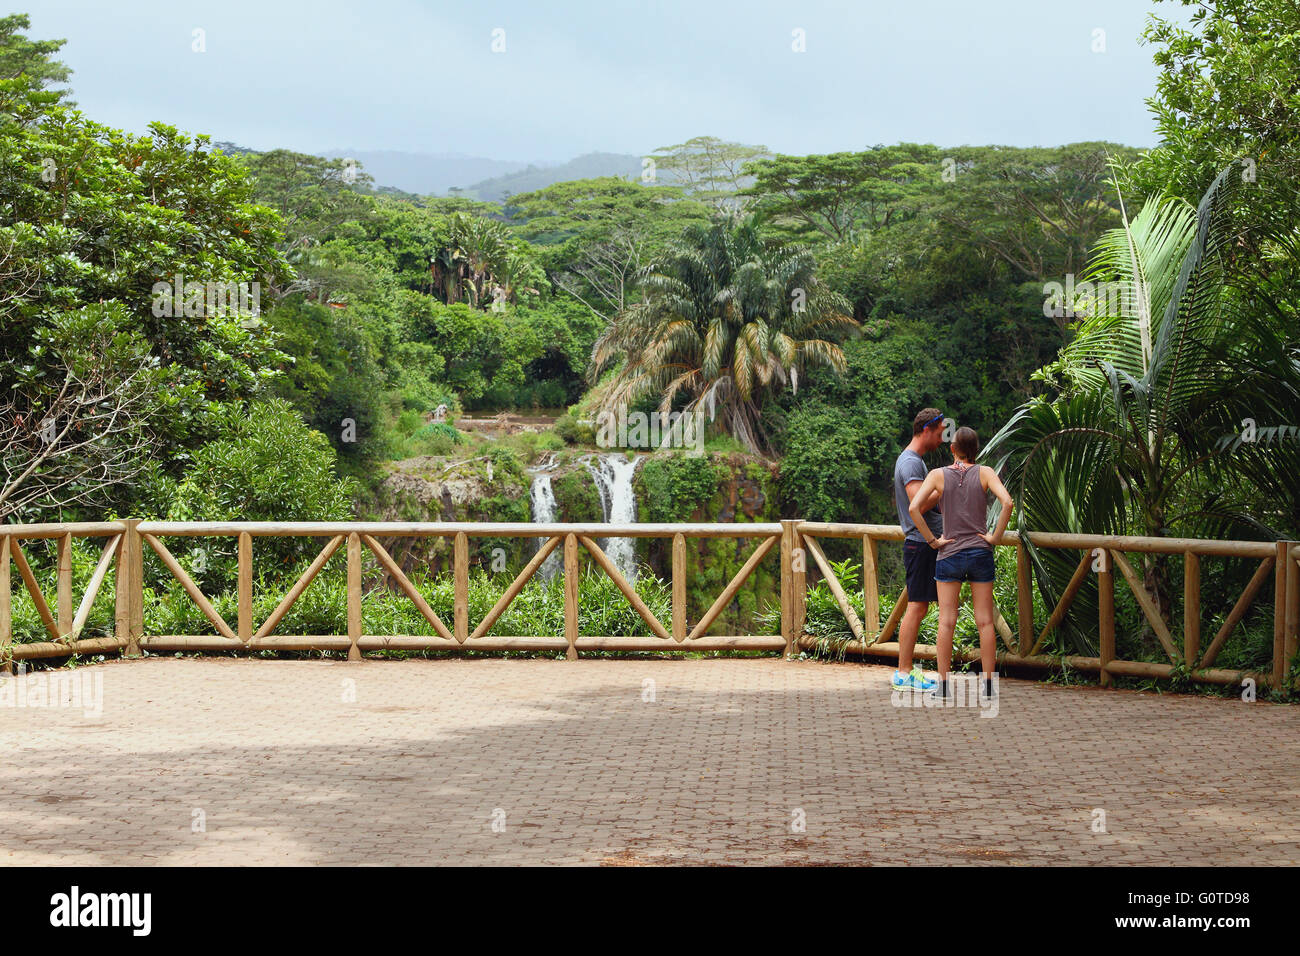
[903,539,939,603]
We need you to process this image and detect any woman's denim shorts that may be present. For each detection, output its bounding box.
[935,547,995,584]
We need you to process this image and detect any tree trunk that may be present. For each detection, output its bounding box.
[1142,501,1174,648]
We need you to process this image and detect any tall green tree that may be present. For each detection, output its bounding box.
[507,177,710,323]
[236,148,375,298]
[1123,0,1299,347]
[649,136,771,211]
[986,167,1297,642]
[0,12,72,118]
[1,39,291,517]
[744,144,941,242]
[591,216,857,454]
[930,143,1140,288]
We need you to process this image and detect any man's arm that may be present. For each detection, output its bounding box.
[905,479,942,514]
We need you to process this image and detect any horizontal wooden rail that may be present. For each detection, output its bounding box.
[796,522,1275,557]
[808,638,1271,687]
[137,521,784,538]
[0,520,1292,691]
[137,635,787,653]
[0,522,127,539]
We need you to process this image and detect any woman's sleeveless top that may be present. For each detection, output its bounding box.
[937,464,990,560]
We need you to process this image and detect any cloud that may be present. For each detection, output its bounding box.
[25,0,1172,159]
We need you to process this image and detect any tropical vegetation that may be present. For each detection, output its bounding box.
[2,2,1296,685]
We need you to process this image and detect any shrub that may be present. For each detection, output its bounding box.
[160,399,358,593]
[554,413,595,446]
[638,454,719,522]
[534,431,565,452]
[401,421,464,457]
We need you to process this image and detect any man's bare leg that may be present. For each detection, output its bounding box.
[897,600,930,674]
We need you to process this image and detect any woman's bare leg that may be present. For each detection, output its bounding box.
[935,581,962,681]
[971,581,997,679]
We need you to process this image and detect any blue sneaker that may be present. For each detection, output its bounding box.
[891,669,936,691]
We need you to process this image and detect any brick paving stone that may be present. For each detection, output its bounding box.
[0,656,1297,865]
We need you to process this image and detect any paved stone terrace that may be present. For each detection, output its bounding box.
[1,657,1297,866]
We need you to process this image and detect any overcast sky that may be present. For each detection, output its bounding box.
[21,0,1185,161]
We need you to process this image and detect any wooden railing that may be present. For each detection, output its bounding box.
[1,519,1296,689]
[795,523,1298,689]
[0,521,789,663]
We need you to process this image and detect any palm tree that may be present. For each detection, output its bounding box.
[431,214,541,308]
[590,216,857,454]
[986,165,1299,648]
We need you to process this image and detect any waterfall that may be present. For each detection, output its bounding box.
[528,454,562,581]
[527,452,642,583]
[583,453,643,582]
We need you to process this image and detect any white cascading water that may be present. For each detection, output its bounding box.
[527,453,563,581]
[583,453,642,582]
[528,452,642,582]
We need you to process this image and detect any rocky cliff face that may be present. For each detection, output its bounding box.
[365,452,531,578]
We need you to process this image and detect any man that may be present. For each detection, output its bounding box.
[891,407,945,690]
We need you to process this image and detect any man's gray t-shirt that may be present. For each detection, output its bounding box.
[894,449,943,542]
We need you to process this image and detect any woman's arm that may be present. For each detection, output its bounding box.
[981,466,1015,546]
[908,470,951,550]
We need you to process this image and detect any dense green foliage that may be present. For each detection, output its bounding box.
[637,455,721,523]
[2,8,1295,683]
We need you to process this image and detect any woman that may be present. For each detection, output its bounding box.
[907,426,1013,699]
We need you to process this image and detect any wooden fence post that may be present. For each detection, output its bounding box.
[1286,542,1299,688]
[238,531,252,643]
[1016,536,1034,657]
[57,531,72,640]
[454,531,469,644]
[862,534,879,642]
[116,519,143,657]
[1273,540,1289,689]
[1098,548,1115,688]
[672,532,687,642]
[564,533,579,660]
[794,525,805,649]
[780,521,798,657]
[1,535,10,673]
[347,531,362,661]
[1183,551,1200,669]
[778,521,805,656]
